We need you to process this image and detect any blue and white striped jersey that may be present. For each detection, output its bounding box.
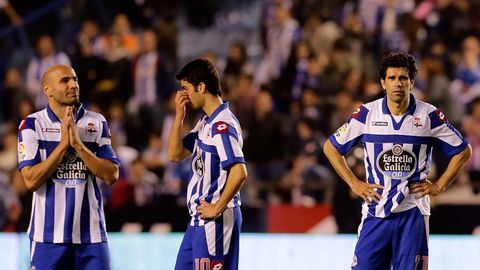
[329,95,468,218]
[18,105,119,244]
[182,102,245,226]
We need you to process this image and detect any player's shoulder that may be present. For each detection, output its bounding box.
[83,109,107,122]
[415,99,437,114]
[18,110,43,131]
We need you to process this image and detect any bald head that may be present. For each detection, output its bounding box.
[41,65,75,86]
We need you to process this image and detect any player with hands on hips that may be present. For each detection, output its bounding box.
[323,52,471,270]
[169,59,247,270]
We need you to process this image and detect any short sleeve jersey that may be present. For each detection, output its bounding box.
[182,102,245,226]
[18,105,119,244]
[329,95,468,218]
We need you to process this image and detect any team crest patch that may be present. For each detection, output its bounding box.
[413,116,423,128]
[215,121,228,133]
[211,261,224,270]
[377,144,417,179]
[85,122,97,135]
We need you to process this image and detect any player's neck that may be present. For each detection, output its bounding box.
[387,98,410,116]
[49,102,67,121]
[203,96,224,117]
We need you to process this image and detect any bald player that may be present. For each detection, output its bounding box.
[18,65,119,270]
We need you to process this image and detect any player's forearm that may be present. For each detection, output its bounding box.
[168,118,187,161]
[435,144,472,192]
[214,163,247,213]
[73,144,119,185]
[21,145,69,191]
[323,140,359,186]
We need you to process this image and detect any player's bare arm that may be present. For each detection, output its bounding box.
[21,107,72,191]
[323,139,384,205]
[410,144,472,198]
[67,107,119,185]
[168,90,192,162]
[197,163,247,219]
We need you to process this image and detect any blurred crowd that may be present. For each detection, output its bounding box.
[1,0,480,233]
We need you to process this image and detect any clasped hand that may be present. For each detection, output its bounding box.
[60,106,83,150]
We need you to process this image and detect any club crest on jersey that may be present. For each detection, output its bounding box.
[413,116,423,128]
[376,144,417,179]
[85,122,97,135]
[215,121,228,133]
[53,150,88,187]
[211,261,224,270]
[193,148,204,177]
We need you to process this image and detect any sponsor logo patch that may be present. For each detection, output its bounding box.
[193,148,204,176]
[215,121,228,133]
[211,261,224,270]
[18,142,26,161]
[334,123,348,137]
[434,110,447,123]
[351,106,362,118]
[53,150,89,187]
[372,121,388,126]
[376,144,417,179]
[42,128,60,133]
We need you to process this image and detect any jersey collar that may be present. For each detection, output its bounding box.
[46,103,86,123]
[205,102,229,124]
[381,94,417,116]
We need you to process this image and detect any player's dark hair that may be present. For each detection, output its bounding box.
[176,58,222,96]
[379,52,417,81]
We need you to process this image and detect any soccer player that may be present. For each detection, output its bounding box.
[169,59,247,270]
[18,65,119,270]
[323,52,472,269]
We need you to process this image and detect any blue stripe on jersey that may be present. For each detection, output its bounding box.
[64,188,75,242]
[91,178,107,242]
[364,151,376,185]
[362,134,433,144]
[384,179,401,216]
[20,117,37,131]
[211,123,239,141]
[194,151,207,206]
[44,180,55,242]
[80,186,91,243]
[19,150,41,169]
[351,105,369,124]
[98,145,119,164]
[219,133,240,169]
[100,121,109,138]
[215,218,224,256]
[183,132,198,152]
[329,135,364,156]
[433,137,468,158]
[205,156,221,203]
[29,202,36,239]
[369,144,385,215]
[198,140,217,154]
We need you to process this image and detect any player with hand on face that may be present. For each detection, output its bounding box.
[169,59,247,270]
[324,52,471,270]
[18,65,119,270]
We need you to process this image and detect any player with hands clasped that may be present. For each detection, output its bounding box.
[18,65,119,270]
[169,59,247,270]
[323,52,472,270]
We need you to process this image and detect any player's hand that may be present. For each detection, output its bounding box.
[67,107,83,150]
[59,106,72,150]
[174,90,190,121]
[349,179,384,205]
[409,180,441,199]
[197,199,221,220]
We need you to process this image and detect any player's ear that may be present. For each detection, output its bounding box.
[43,84,52,97]
[380,79,386,90]
[198,82,207,94]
